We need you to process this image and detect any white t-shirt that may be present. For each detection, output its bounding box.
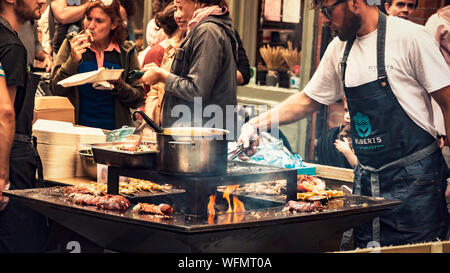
[304,16,450,138]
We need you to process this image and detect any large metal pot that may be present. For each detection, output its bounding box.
[157,127,229,176]
[132,111,229,176]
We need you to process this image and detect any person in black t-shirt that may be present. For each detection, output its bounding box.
[0,0,50,252]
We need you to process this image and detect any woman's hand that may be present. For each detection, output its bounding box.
[108,77,125,90]
[139,63,169,85]
[69,33,91,63]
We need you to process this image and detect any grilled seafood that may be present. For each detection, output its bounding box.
[64,184,106,196]
[297,175,326,192]
[282,200,326,213]
[66,192,131,212]
[296,190,345,201]
[132,203,174,216]
[64,180,171,196]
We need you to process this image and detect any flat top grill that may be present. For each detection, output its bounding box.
[105,161,299,217]
[4,186,400,233]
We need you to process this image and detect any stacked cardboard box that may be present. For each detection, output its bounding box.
[33,96,75,124]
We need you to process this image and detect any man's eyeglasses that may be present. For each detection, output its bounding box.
[321,0,347,19]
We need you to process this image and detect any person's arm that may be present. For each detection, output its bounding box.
[50,0,89,24]
[334,138,358,168]
[141,26,222,101]
[238,91,322,150]
[49,37,80,96]
[234,30,250,86]
[0,77,15,209]
[431,85,450,146]
[109,47,145,109]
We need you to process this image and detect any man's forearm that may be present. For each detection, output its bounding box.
[51,2,88,24]
[0,102,15,182]
[248,91,322,131]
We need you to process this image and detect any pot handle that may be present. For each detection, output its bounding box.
[168,141,196,146]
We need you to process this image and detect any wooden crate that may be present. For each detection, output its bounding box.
[338,240,450,253]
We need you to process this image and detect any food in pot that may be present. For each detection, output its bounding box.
[132,203,174,216]
[112,142,157,152]
[297,175,326,192]
[66,192,131,212]
[282,200,326,213]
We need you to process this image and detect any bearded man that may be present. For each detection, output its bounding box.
[238,0,450,249]
[0,0,50,252]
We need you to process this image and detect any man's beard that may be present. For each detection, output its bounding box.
[335,4,361,41]
[14,0,41,23]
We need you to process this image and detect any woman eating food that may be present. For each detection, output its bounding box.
[50,0,144,130]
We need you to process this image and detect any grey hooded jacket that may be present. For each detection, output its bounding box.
[162,14,238,130]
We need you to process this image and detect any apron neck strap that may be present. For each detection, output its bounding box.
[376,11,388,86]
[341,10,388,87]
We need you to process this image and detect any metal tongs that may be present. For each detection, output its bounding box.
[228,140,253,160]
[228,144,246,160]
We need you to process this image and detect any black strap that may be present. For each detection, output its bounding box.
[32,136,44,187]
[376,11,388,86]
[340,38,355,85]
[341,11,388,87]
[14,133,32,143]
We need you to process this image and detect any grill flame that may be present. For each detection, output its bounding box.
[207,185,245,222]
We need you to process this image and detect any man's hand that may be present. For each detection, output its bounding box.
[237,122,260,159]
[42,54,54,73]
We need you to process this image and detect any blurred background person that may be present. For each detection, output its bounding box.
[141,2,185,127]
[49,0,90,58]
[18,20,53,72]
[425,4,450,216]
[119,0,136,42]
[384,0,418,20]
[138,0,171,65]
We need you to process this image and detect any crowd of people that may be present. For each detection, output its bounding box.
[0,0,448,253]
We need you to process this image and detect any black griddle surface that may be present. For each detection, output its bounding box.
[4,186,401,233]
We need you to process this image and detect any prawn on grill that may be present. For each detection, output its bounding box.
[297,175,326,192]
[133,203,174,216]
